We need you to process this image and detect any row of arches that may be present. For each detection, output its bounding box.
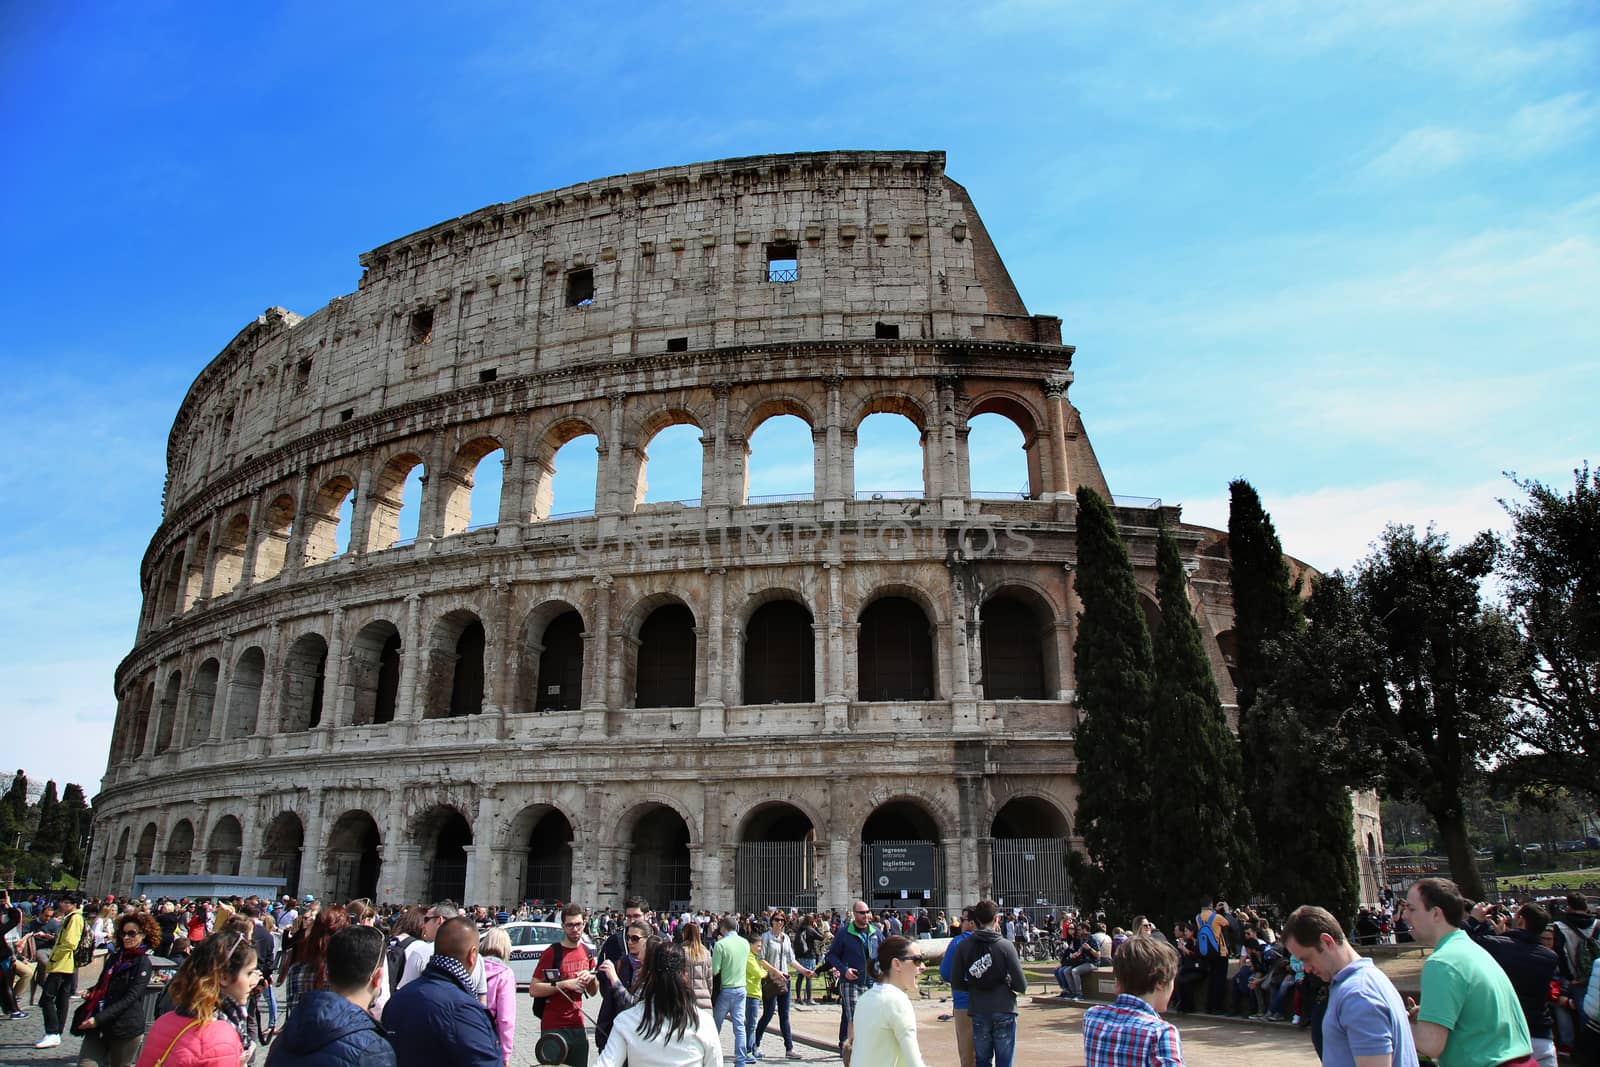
[112,794,1071,912]
[146,395,1050,629]
[115,586,1072,763]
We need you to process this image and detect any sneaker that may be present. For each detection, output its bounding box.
[35,1034,62,1049]
[787,1052,803,1061]
[7,1010,26,1019]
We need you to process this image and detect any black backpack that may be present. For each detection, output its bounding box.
[385,934,413,990]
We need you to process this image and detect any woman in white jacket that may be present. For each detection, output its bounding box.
[847,934,929,1067]
[596,941,720,1067]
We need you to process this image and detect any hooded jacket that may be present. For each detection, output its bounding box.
[1553,910,1599,984]
[949,928,1027,1015]
[266,990,396,1067]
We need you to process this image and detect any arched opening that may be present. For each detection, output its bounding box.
[980,593,1050,700]
[114,827,131,886]
[1139,593,1162,642]
[857,596,936,701]
[134,824,157,876]
[157,553,185,620]
[184,532,210,606]
[744,412,815,503]
[303,475,356,566]
[990,797,1073,914]
[442,437,504,536]
[253,494,296,582]
[627,805,691,911]
[515,807,574,905]
[425,611,486,719]
[261,812,304,898]
[206,815,243,876]
[164,819,195,874]
[350,620,402,726]
[735,802,817,913]
[327,810,383,902]
[966,400,1043,500]
[280,633,329,733]
[636,421,704,508]
[535,429,600,520]
[212,514,249,596]
[225,646,265,738]
[528,609,585,712]
[1215,629,1240,692]
[154,671,181,754]
[861,799,945,912]
[417,806,472,904]
[854,410,925,499]
[187,658,220,747]
[635,602,696,708]
[367,453,425,551]
[130,682,155,759]
[742,599,814,704]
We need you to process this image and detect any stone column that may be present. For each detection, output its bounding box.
[209,638,236,743]
[699,784,724,906]
[237,811,261,880]
[284,469,314,579]
[699,568,726,737]
[710,382,732,509]
[949,561,980,731]
[392,845,422,906]
[300,796,326,901]
[822,375,847,518]
[238,494,263,589]
[500,414,530,530]
[956,776,984,909]
[396,594,425,722]
[425,430,449,542]
[379,797,404,904]
[1044,375,1074,499]
[1061,564,1079,704]
[347,457,374,558]
[257,621,285,737]
[465,795,499,906]
[488,579,514,733]
[198,512,222,602]
[600,394,626,518]
[582,575,613,735]
[324,607,348,729]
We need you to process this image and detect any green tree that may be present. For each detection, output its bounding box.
[30,779,63,860]
[3,770,26,826]
[1067,487,1156,916]
[60,783,91,877]
[1143,524,1252,925]
[1495,464,1600,806]
[1226,480,1302,720]
[1353,525,1520,900]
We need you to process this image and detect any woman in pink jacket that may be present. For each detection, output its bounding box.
[135,930,260,1067]
[477,928,517,1065]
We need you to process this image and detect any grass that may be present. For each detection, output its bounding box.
[1496,866,1600,891]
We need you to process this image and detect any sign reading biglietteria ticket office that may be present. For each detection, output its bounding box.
[870,843,936,892]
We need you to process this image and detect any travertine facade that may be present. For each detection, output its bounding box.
[93,150,1380,911]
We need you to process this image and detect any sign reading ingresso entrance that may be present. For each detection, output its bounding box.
[869,842,936,892]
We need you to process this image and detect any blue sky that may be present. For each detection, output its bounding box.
[2,0,1594,794]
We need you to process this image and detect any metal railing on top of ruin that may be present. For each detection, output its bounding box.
[466,519,498,532]
[547,508,596,521]
[1112,495,1163,509]
[971,490,1037,501]
[855,489,923,500]
[390,536,417,548]
[747,492,814,504]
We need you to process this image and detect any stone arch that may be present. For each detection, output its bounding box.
[848,392,930,433]
[966,393,1044,499]
[987,793,1074,913]
[859,794,948,908]
[734,796,826,843]
[261,811,304,897]
[632,409,705,510]
[739,395,820,440]
[1138,591,1162,640]
[739,594,815,705]
[626,596,696,709]
[617,799,695,910]
[424,608,487,718]
[366,450,427,551]
[860,789,957,843]
[1215,629,1240,691]
[504,803,576,905]
[530,416,604,521]
[225,646,266,738]
[733,799,820,913]
[441,434,506,536]
[114,826,131,885]
[279,632,329,733]
[206,815,243,876]
[211,512,250,596]
[134,822,158,876]
[517,600,586,713]
[303,473,357,566]
[857,590,937,701]
[349,619,402,726]
[414,804,472,903]
[164,818,195,874]
[253,492,297,582]
[154,670,181,754]
[742,402,818,504]
[988,794,1072,839]
[326,810,383,902]
[187,658,221,747]
[978,584,1057,700]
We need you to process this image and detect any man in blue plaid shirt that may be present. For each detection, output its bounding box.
[1083,934,1185,1066]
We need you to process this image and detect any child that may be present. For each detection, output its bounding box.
[1083,935,1185,1066]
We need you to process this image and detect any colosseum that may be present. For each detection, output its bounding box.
[91,149,1381,913]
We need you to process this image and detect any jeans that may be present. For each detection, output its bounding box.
[756,986,793,1052]
[713,986,748,1067]
[744,995,761,1053]
[971,1010,1016,1067]
[41,971,76,1036]
[795,957,816,1001]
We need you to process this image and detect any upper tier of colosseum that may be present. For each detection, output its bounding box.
[162,150,1065,523]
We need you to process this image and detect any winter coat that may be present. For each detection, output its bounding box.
[265,989,396,1067]
[381,967,500,1067]
[90,950,156,1041]
[480,956,516,1065]
[133,1012,243,1067]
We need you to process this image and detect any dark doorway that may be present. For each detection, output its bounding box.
[523,809,574,904]
[861,800,944,911]
[857,597,935,700]
[261,813,305,897]
[327,811,383,902]
[735,803,817,913]
[450,621,486,717]
[281,635,329,732]
[990,798,1072,916]
[636,604,696,708]
[424,809,472,903]
[629,806,691,910]
[536,611,585,711]
[743,600,814,704]
[980,594,1047,699]
[351,622,402,726]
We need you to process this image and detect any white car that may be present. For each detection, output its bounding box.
[500,921,598,989]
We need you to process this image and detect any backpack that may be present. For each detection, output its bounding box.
[530,943,570,1019]
[1554,921,1600,986]
[71,914,94,969]
[1197,910,1228,957]
[963,942,1008,992]
[385,934,413,990]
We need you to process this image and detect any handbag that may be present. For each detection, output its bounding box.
[70,1001,94,1036]
[761,974,783,999]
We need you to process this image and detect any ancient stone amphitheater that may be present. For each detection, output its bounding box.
[91,150,1380,911]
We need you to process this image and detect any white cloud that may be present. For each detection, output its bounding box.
[1364,126,1474,178]
[1362,92,1598,179]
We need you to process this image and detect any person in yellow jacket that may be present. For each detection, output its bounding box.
[743,929,765,1062]
[34,893,85,1049]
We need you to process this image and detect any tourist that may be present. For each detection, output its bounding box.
[0,889,25,1018]
[1403,877,1535,1067]
[1055,921,1100,999]
[281,903,350,1020]
[1465,901,1560,1067]
[676,918,713,1010]
[383,918,498,1067]
[742,926,764,1061]
[710,915,750,1067]
[754,912,808,1059]
[793,914,825,1006]
[528,903,599,1067]
[824,901,883,1054]
[847,935,928,1067]
[396,901,456,988]
[938,907,977,1067]
[596,920,650,1052]
[1283,904,1417,1067]
[950,899,1027,1067]
[603,897,651,966]
[1082,934,1184,1067]
[75,911,161,1067]
[265,925,394,1067]
[476,927,516,1065]
[596,942,720,1066]
[134,930,261,1067]
[34,892,86,1049]
[1194,898,1231,1014]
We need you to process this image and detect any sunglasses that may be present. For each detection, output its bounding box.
[626,934,645,943]
[121,929,143,939]
[898,955,926,965]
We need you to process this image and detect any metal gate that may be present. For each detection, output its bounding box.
[735,841,819,913]
[429,859,467,904]
[861,840,945,910]
[630,853,691,908]
[990,837,1072,916]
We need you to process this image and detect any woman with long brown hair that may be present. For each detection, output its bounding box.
[75,911,161,1067]
[280,903,350,1020]
[674,917,713,1011]
[134,930,260,1067]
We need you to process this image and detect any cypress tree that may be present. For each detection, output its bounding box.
[1145,525,1252,926]
[29,779,62,858]
[3,770,26,826]
[1068,487,1156,916]
[61,783,90,876]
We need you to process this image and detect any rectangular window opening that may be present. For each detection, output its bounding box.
[766,243,798,283]
[478,368,498,383]
[666,336,689,352]
[566,268,595,307]
[408,308,434,345]
[295,358,313,393]
[874,322,900,340]
[339,408,355,422]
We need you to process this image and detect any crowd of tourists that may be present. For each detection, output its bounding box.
[3,880,1599,1067]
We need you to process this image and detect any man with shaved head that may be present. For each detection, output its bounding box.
[825,900,884,1055]
[383,917,500,1067]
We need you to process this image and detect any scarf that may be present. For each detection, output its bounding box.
[218,994,256,1057]
[81,947,146,1019]
[426,953,476,997]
